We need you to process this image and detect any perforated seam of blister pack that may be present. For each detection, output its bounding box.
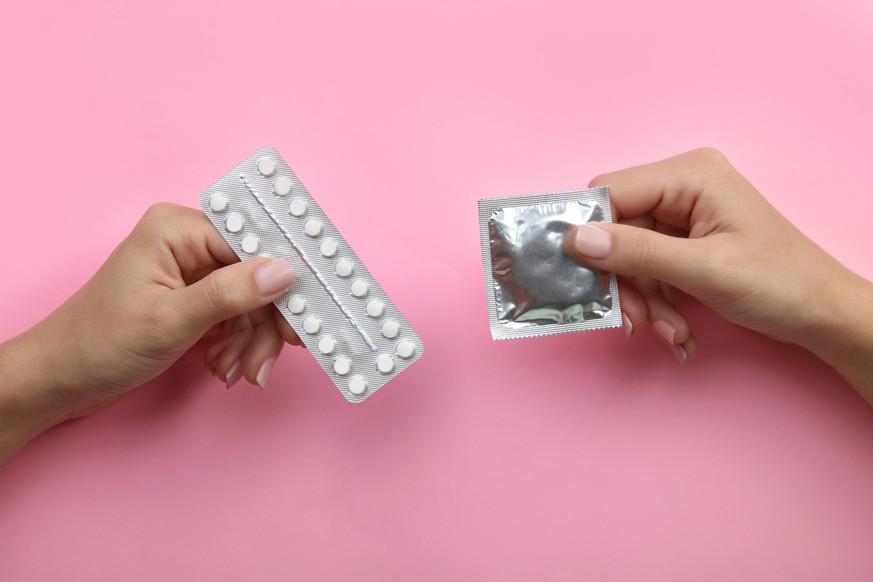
[477,187,622,340]
[200,147,423,402]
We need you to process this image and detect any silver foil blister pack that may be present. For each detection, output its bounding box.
[200,147,423,402]
[478,187,621,340]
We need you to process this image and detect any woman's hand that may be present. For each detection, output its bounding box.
[567,148,873,400]
[1,203,300,462]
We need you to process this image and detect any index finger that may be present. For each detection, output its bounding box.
[588,148,730,232]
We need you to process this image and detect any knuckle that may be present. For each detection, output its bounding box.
[587,172,609,188]
[693,147,729,166]
[140,202,196,231]
[627,230,658,270]
[202,275,245,316]
[142,202,177,222]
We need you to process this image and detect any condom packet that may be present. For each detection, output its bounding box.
[478,187,621,340]
[200,147,423,402]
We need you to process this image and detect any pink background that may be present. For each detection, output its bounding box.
[2,1,873,579]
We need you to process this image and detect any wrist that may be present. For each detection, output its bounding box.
[799,269,873,402]
[0,331,72,464]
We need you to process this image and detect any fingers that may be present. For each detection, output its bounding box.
[567,222,705,291]
[239,306,286,389]
[636,278,696,364]
[588,147,732,229]
[210,317,254,388]
[273,308,302,346]
[618,277,698,364]
[616,277,646,338]
[203,304,302,388]
[170,258,295,338]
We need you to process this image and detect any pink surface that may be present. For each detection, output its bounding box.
[2,1,873,579]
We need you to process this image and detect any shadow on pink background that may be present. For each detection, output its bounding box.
[2,1,873,579]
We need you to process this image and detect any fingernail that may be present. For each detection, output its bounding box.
[254,259,295,296]
[225,360,242,389]
[621,311,633,338]
[256,357,276,390]
[672,343,688,365]
[573,224,611,259]
[652,320,677,344]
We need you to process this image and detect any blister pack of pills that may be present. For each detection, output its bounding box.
[478,187,622,340]
[200,147,423,402]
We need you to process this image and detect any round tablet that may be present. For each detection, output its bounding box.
[273,177,293,196]
[288,198,307,217]
[320,238,338,257]
[225,214,244,233]
[376,354,395,374]
[350,279,369,298]
[257,157,277,176]
[318,336,336,355]
[303,316,321,335]
[287,295,306,314]
[396,340,416,359]
[209,193,228,212]
[348,375,368,396]
[333,357,351,376]
[366,300,384,318]
[381,320,400,339]
[335,259,354,278]
[240,235,260,254]
[304,219,323,237]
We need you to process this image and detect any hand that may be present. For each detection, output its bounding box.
[567,148,873,399]
[1,203,300,462]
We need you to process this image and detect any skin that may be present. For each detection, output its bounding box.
[0,203,300,464]
[566,148,873,400]
[2,149,872,464]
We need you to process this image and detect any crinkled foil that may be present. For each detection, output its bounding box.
[478,188,621,340]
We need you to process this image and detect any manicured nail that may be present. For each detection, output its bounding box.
[256,357,276,390]
[254,259,295,296]
[621,312,633,338]
[573,224,611,259]
[652,320,677,344]
[672,343,688,365]
[225,360,242,389]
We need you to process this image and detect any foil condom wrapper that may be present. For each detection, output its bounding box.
[478,187,622,340]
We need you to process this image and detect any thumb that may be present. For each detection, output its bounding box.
[566,223,703,289]
[171,258,296,335]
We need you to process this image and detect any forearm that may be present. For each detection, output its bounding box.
[801,270,873,405]
[0,332,68,465]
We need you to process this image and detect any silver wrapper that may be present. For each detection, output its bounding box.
[478,188,621,340]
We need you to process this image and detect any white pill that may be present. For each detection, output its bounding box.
[318,336,336,355]
[209,193,228,212]
[303,316,321,335]
[335,259,353,278]
[304,219,323,237]
[320,238,338,257]
[287,295,306,314]
[396,340,416,359]
[350,279,369,298]
[376,354,395,374]
[348,375,368,396]
[273,177,293,196]
[241,235,260,254]
[225,214,244,233]
[381,320,400,339]
[288,198,307,217]
[366,300,385,318]
[257,157,277,177]
[333,357,351,376]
